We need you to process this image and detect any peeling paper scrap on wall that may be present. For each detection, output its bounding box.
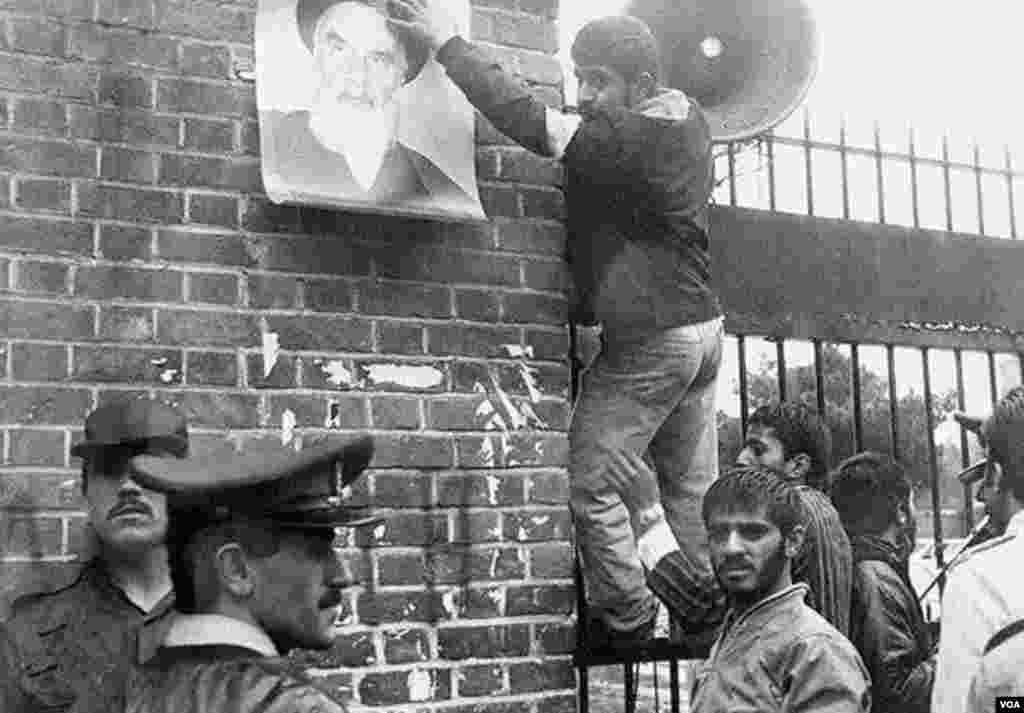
[365,363,443,390]
[280,409,296,446]
[262,332,280,378]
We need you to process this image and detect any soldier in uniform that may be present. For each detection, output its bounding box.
[124,436,380,713]
[932,386,1024,713]
[0,400,187,713]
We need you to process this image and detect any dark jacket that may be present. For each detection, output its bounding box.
[437,36,722,336]
[0,560,174,713]
[849,535,935,713]
[793,485,853,637]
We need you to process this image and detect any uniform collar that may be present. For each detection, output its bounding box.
[161,614,279,657]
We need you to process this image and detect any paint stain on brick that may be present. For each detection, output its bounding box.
[365,364,442,390]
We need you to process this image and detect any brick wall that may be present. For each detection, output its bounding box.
[0,0,576,710]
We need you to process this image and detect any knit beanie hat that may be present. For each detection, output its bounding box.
[570,15,661,83]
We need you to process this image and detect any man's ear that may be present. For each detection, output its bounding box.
[787,453,812,480]
[784,524,805,559]
[214,543,255,600]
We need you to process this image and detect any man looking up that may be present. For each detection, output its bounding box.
[933,386,1024,713]
[125,437,379,713]
[0,400,186,713]
[389,0,723,646]
[734,402,852,635]
[689,466,870,713]
[830,452,934,713]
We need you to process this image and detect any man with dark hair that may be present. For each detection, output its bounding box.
[735,402,852,635]
[0,400,186,713]
[124,437,379,713]
[933,386,1024,713]
[830,452,934,713]
[389,0,723,646]
[689,466,870,713]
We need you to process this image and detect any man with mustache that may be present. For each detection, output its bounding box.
[689,466,870,713]
[0,400,187,713]
[123,436,379,713]
[389,0,723,648]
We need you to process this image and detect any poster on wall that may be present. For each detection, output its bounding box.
[255,0,486,222]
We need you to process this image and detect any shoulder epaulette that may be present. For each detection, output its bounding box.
[9,562,87,613]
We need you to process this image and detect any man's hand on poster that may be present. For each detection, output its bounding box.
[601,446,666,537]
[387,0,458,52]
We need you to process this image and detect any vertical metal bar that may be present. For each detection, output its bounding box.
[804,109,814,216]
[1006,146,1018,239]
[840,118,851,220]
[887,344,901,459]
[573,550,590,713]
[942,135,954,232]
[624,663,637,713]
[670,659,681,713]
[909,127,920,228]
[738,335,750,431]
[954,349,974,535]
[921,347,946,581]
[874,122,886,224]
[578,664,590,713]
[974,144,986,236]
[988,351,999,406]
[1019,353,1024,386]
[728,142,738,207]
[767,132,777,212]
[851,343,864,452]
[814,340,826,416]
[777,339,788,402]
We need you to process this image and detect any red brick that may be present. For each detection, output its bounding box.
[70,24,177,69]
[356,511,448,547]
[157,78,254,117]
[101,146,156,183]
[502,291,567,325]
[473,9,558,54]
[507,585,574,616]
[303,277,355,314]
[0,215,91,257]
[299,356,357,390]
[188,272,238,305]
[74,346,182,385]
[527,471,569,505]
[497,220,565,256]
[455,435,503,468]
[8,429,67,467]
[357,590,447,625]
[530,543,572,579]
[155,0,253,43]
[358,281,451,318]
[459,586,507,618]
[98,305,153,342]
[180,43,232,79]
[509,660,574,694]
[437,472,525,507]
[536,623,574,655]
[0,299,94,340]
[438,624,530,660]
[99,71,154,109]
[368,472,427,509]
[0,55,97,101]
[291,631,376,668]
[100,225,152,262]
[254,234,371,275]
[523,259,570,293]
[496,362,569,399]
[0,137,95,178]
[376,321,424,355]
[504,508,571,542]
[426,396,487,431]
[186,351,238,387]
[449,702,532,713]
[240,197,302,234]
[11,343,68,382]
[9,17,67,56]
[70,107,180,147]
[247,273,299,309]
[76,265,182,302]
[15,260,69,294]
[265,314,372,353]
[458,664,506,697]
[268,394,365,428]
[240,120,259,155]
[183,118,234,153]
[358,667,451,705]
[97,0,156,28]
[187,193,239,228]
[497,148,563,185]
[383,629,431,664]
[525,328,568,361]
[370,396,420,430]
[452,511,502,544]
[158,229,253,267]
[428,324,522,358]
[456,288,502,321]
[0,472,80,509]
[450,360,491,393]
[428,545,526,585]
[376,550,425,586]
[0,386,90,425]
[0,175,9,209]
[484,44,563,84]
[156,308,259,347]
[12,98,67,136]
[357,360,446,393]
[172,391,260,429]
[78,183,184,224]
[0,517,63,558]
[159,153,261,192]
[520,186,565,220]
[537,694,577,713]
[532,400,570,430]
[373,245,520,286]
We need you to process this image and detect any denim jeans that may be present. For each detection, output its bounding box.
[569,317,724,633]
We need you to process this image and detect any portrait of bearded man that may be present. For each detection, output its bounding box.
[256,0,484,221]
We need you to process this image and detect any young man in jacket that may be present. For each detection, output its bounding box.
[829,452,934,713]
[388,0,724,647]
[124,437,379,713]
[689,466,871,713]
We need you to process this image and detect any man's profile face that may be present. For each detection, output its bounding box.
[977,457,1012,533]
[313,3,408,111]
[706,504,791,607]
[83,447,170,555]
[736,425,795,477]
[252,530,358,651]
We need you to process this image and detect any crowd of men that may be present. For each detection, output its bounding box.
[1,0,1022,711]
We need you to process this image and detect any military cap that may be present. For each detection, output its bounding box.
[958,460,988,486]
[131,436,379,530]
[72,400,189,459]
